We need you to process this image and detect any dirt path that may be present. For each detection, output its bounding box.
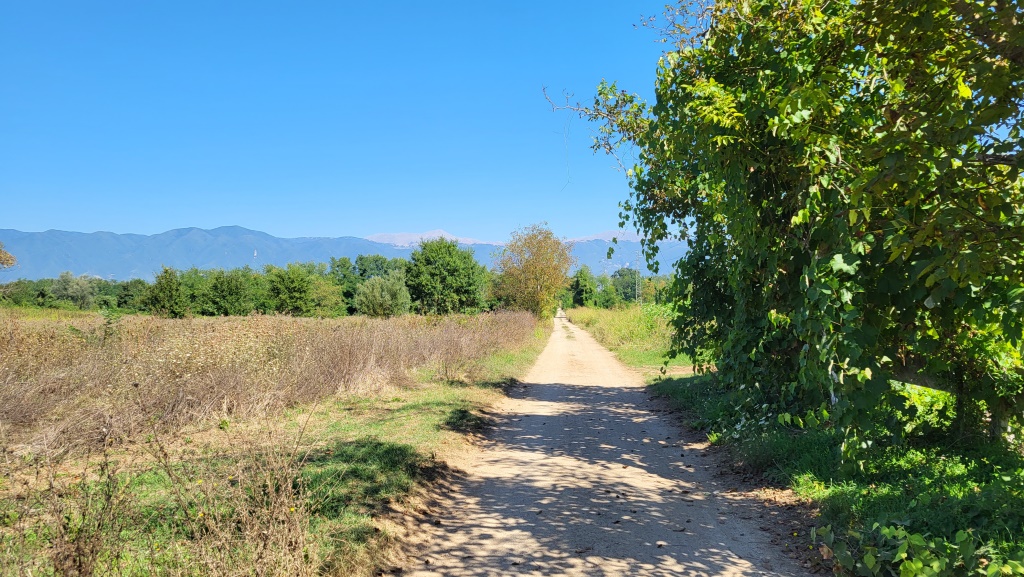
[404,315,807,576]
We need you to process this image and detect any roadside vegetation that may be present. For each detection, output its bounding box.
[653,374,1024,577]
[568,0,1024,573]
[573,306,1024,574]
[569,1,1024,573]
[0,308,548,575]
[565,305,690,370]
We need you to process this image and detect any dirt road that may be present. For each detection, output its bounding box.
[405,315,807,576]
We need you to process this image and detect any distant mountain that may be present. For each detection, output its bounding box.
[365,229,499,247]
[570,230,643,243]
[0,226,687,281]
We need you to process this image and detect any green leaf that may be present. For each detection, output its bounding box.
[957,79,972,99]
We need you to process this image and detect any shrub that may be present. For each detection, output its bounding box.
[354,271,410,318]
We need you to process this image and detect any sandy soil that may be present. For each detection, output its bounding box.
[401,314,810,576]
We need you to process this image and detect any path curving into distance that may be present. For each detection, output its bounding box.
[404,314,807,577]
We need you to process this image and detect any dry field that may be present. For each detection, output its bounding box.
[0,309,543,576]
[0,310,536,454]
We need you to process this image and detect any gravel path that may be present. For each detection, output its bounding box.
[405,314,808,576]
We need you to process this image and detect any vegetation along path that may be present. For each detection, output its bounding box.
[405,314,806,576]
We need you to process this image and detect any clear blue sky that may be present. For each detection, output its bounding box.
[1,1,667,242]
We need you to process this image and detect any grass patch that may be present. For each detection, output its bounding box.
[651,375,1024,573]
[564,305,691,370]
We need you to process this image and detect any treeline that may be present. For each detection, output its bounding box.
[0,240,490,318]
[1,228,587,319]
[0,255,674,318]
[560,265,672,309]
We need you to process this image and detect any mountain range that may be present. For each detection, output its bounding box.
[0,226,687,281]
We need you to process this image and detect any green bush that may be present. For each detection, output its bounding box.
[406,239,485,315]
[354,272,410,318]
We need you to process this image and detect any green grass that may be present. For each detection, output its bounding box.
[565,305,691,370]
[652,374,1024,572]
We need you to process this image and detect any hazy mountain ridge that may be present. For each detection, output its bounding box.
[365,229,499,247]
[0,227,688,281]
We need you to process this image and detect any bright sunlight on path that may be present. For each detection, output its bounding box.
[404,314,807,577]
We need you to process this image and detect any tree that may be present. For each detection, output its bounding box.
[492,223,575,317]
[569,265,599,307]
[0,242,14,270]
[354,271,411,318]
[328,256,361,313]
[117,278,150,311]
[594,274,621,309]
[611,267,640,303]
[264,264,314,316]
[577,0,1024,445]
[0,279,42,307]
[50,271,97,310]
[179,268,217,316]
[144,267,188,318]
[406,239,486,315]
[309,275,346,317]
[355,254,389,279]
[208,268,259,316]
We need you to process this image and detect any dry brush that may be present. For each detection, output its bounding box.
[0,310,537,455]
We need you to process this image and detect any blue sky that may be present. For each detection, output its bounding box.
[1,1,667,242]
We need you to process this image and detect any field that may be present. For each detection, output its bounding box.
[0,309,548,575]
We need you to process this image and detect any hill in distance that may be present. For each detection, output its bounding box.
[0,226,687,281]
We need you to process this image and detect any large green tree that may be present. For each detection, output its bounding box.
[50,271,97,310]
[264,263,314,316]
[578,0,1023,445]
[492,223,575,317]
[208,267,260,316]
[144,267,188,318]
[355,254,406,279]
[328,256,361,313]
[611,268,640,304]
[406,239,486,315]
[569,265,599,307]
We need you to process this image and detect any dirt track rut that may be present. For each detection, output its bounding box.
[404,314,807,576]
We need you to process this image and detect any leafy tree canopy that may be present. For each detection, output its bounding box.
[406,239,486,315]
[492,223,575,317]
[570,265,599,307]
[144,267,188,318]
[577,0,1024,448]
[264,263,315,317]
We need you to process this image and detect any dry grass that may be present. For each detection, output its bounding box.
[0,310,545,576]
[0,311,537,456]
